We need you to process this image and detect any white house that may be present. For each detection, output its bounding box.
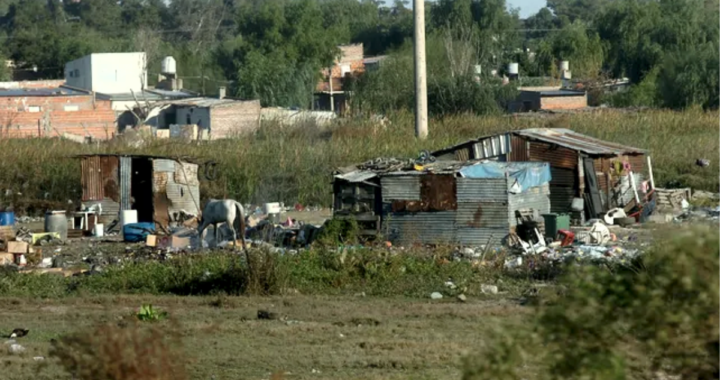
[64,52,147,94]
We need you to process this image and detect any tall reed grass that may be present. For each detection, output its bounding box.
[0,109,716,213]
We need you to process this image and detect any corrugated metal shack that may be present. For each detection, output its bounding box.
[76,154,200,228]
[333,160,552,246]
[431,129,648,217]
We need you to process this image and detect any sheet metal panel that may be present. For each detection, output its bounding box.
[165,182,201,215]
[472,134,509,159]
[549,186,575,213]
[550,167,576,187]
[508,184,550,227]
[98,198,120,224]
[529,142,578,169]
[508,135,528,161]
[381,176,421,200]
[174,162,200,186]
[456,227,509,245]
[456,178,508,201]
[119,157,132,211]
[100,156,119,202]
[383,211,456,245]
[515,128,647,155]
[153,159,176,173]
[455,201,509,229]
[81,156,103,201]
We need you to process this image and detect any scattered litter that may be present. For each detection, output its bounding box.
[33,356,44,361]
[7,343,25,354]
[430,292,443,300]
[481,284,498,295]
[444,280,457,290]
[457,294,467,302]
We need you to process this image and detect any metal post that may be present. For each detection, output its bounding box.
[413,0,428,139]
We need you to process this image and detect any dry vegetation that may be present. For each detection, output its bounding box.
[0,295,526,380]
[0,109,716,212]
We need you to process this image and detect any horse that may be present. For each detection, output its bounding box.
[197,199,247,251]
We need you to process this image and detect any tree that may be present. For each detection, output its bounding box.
[547,0,613,24]
[657,43,719,110]
[550,21,603,79]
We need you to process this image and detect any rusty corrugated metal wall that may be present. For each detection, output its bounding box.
[152,159,200,225]
[81,156,103,201]
[527,141,579,213]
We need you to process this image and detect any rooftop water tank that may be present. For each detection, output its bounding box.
[508,62,519,75]
[161,56,177,76]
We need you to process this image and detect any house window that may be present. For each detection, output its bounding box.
[27,106,40,113]
[64,105,79,112]
[68,71,74,78]
[73,69,80,77]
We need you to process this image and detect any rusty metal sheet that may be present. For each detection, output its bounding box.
[454,147,470,161]
[515,128,647,155]
[529,142,578,169]
[153,172,168,193]
[100,156,119,202]
[508,135,528,161]
[119,157,132,211]
[153,192,170,228]
[174,162,199,186]
[420,174,456,211]
[81,156,103,201]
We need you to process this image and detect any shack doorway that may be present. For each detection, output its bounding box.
[131,157,154,223]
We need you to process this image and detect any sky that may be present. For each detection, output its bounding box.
[507,0,546,18]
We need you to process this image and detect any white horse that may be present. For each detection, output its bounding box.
[197,199,247,251]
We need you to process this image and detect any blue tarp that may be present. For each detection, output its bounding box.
[458,162,552,192]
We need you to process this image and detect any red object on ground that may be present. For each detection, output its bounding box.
[294,203,305,211]
[557,230,575,246]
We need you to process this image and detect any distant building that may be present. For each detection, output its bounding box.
[315,44,366,114]
[150,98,262,140]
[0,85,116,140]
[65,52,147,95]
[508,87,588,112]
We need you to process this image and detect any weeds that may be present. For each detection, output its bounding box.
[136,304,167,322]
[50,322,188,380]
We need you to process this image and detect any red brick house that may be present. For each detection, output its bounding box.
[0,85,117,140]
[315,44,365,114]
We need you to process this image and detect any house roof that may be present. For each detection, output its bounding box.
[0,86,89,97]
[522,89,586,97]
[95,89,196,102]
[162,97,254,108]
[431,128,646,158]
[515,128,646,155]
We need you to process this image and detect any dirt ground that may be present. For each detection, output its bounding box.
[0,295,527,380]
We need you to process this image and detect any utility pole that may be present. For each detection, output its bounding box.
[413,0,428,139]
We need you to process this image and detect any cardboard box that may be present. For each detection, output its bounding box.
[147,235,190,249]
[170,236,190,248]
[146,234,158,247]
[0,252,14,265]
[8,241,28,254]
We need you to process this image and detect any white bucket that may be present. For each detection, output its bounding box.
[264,202,281,214]
[571,197,584,212]
[120,210,138,238]
[94,223,104,237]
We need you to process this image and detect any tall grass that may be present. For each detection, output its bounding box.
[0,109,716,212]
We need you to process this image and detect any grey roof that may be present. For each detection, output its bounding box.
[164,97,250,108]
[432,128,646,158]
[95,89,195,101]
[0,87,89,97]
[531,90,586,97]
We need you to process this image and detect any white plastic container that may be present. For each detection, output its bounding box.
[571,197,584,212]
[264,202,281,215]
[120,210,138,239]
[94,223,104,237]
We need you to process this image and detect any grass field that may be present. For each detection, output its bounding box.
[0,295,528,380]
[0,109,717,213]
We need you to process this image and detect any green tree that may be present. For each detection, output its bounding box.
[657,43,719,110]
[549,21,603,79]
[547,0,613,23]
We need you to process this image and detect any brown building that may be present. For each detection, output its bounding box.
[315,44,365,114]
[0,86,117,140]
[508,88,588,112]
[431,129,648,219]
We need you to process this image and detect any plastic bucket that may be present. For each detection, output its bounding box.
[94,223,104,237]
[0,212,14,226]
[44,211,68,240]
[120,210,138,239]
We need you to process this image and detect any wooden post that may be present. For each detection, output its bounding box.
[413,0,428,139]
[647,156,655,190]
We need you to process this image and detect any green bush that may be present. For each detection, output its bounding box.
[464,225,719,379]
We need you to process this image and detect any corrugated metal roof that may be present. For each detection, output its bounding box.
[515,128,646,155]
[0,87,89,97]
[335,170,378,183]
[432,129,646,158]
